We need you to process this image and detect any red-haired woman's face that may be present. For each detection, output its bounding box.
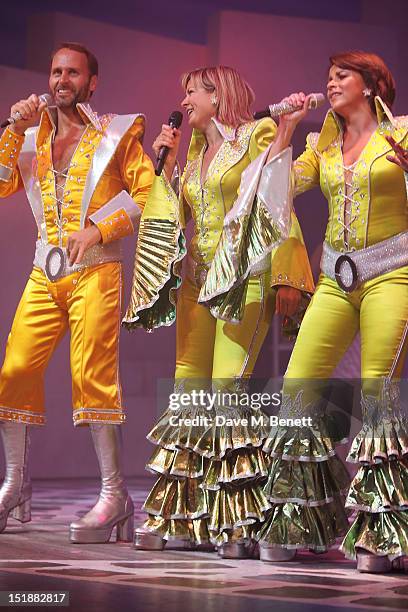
[181,80,216,130]
[327,64,368,115]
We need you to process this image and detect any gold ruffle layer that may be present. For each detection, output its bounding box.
[147,406,269,459]
[341,508,408,560]
[260,410,350,550]
[147,445,269,488]
[142,439,271,545]
[341,414,408,559]
[257,496,349,551]
[123,218,186,331]
[263,419,338,462]
[346,457,408,512]
[264,455,350,506]
[347,416,408,464]
[142,515,255,544]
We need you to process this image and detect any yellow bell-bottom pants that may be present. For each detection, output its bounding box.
[0,263,125,427]
[258,267,408,559]
[142,272,276,545]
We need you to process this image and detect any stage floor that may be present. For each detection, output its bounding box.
[0,479,407,612]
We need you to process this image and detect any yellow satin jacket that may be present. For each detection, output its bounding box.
[293,97,408,252]
[0,103,154,247]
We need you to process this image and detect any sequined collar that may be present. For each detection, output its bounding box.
[186,118,238,161]
[315,96,403,153]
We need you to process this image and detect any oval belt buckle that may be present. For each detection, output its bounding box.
[334,254,358,293]
[45,247,66,281]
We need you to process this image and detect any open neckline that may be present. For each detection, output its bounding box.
[199,141,224,188]
[341,127,378,169]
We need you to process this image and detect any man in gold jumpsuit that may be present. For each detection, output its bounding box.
[0,42,154,543]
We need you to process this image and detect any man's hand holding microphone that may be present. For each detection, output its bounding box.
[4,94,50,135]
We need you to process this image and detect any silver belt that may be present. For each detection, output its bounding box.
[33,240,123,281]
[321,231,408,292]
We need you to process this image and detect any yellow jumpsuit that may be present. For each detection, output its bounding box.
[258,98,408,559]
[0,104,154,426]
[124,117,314,545]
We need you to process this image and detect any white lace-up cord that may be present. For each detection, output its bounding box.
[338,161,360,250]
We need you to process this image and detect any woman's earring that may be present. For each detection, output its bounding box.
[211,94,217,106]
[362,88,372,98]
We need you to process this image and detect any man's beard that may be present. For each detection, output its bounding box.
[54,81,91,109]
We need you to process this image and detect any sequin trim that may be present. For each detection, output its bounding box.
[0,406,45,425]
[73,407,125,426]
[321,231,408,288]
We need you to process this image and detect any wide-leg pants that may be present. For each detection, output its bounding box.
[259,267,408,558]
[0,263,124,426]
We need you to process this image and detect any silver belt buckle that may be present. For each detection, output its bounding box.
[45,247,66,281]
[334,254,358,292]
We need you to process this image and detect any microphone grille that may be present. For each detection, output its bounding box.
[39,93,54,107]
[308,93,325,109]
[168,111,183,129]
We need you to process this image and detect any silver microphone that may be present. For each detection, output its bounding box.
[1,93,54,129]
[254,93,325,120]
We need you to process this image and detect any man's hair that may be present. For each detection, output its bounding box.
[51,42,99,77]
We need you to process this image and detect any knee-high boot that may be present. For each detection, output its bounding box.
[0,421,31,532]
[69,424,134,543]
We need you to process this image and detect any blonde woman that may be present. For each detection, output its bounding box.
[124,66,314,558]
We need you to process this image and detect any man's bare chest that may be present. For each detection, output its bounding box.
[52,137,81,174]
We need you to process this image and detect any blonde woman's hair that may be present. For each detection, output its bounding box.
[181,66,255,128]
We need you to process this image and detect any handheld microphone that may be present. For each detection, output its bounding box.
[155,110,183,176]
[1,93,53,129]
[254,93,325,120]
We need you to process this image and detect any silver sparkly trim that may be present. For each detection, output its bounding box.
[360,379,404,425]
[0,163,12,182]
[321,231,408,288]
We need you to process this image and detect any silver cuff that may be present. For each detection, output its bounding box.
[0,163,13,182]
[88,190,141,232]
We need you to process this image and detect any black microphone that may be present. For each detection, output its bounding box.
[1,93,53,129]
[254,93,325,120]
[155,110,183,176]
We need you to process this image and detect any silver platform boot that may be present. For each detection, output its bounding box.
[69,424,134,544]
[218,542,250,559]
[0,421,32,533]
[357,550,406,573]
[259,544,296,562]
[134,526,165,550]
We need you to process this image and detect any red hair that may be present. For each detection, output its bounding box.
[329,51,395,112]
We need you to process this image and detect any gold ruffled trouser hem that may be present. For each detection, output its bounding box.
[257,399,351,551]
[340,388,408,561]
[139,407,272,546]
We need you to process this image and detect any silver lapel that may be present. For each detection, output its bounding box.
[17,127,47,242]
[79,114,143,228]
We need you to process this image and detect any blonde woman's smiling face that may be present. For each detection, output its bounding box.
[181,79,216,130]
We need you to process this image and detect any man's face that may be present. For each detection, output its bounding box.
[49,48,97,109]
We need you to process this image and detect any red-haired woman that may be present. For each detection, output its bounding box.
[124,66,314,557]
[257,51,408,572]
